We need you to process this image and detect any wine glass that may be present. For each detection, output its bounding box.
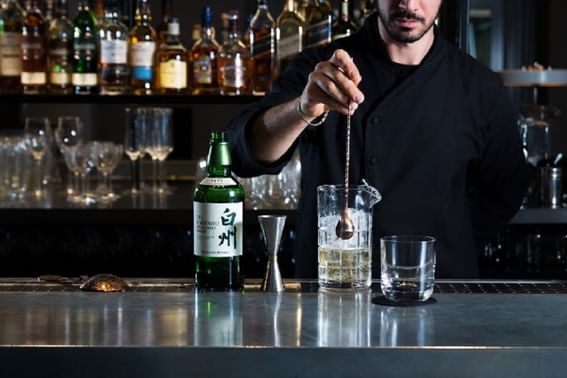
[147,107,173,195]
[54,116,84,196]
[61,145,82,203]
[124,107,148,195]
[91,141,124,202]
[74,143,97,205]
[24,117,51,198]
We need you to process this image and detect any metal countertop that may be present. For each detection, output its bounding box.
[1,279,567,378]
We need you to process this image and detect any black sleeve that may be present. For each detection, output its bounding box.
[224,48,331,178]
[467,85,530,244]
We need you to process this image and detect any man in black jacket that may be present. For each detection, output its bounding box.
[226,0,529,278]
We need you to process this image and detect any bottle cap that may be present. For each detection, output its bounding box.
[167,17,180,35]
[201,5,213,28]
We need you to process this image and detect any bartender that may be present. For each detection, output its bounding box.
[226,0,529,278]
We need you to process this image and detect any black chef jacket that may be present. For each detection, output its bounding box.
[226,15,529,279]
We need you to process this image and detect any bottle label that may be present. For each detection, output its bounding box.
[49,72,71,85]
[129,41,156,67]
[100,40,128,64]
[49,47,71,58]
[131,66,153,81]
[73,41,97,52]
[306,19,332,48]
[278,34,301,60]
[72,73,97,86]
[221,56,246,88]
[199,177,236,186]
[192,55,213,84]
[194,202,243,257]
[251,32,273,58]
[160,60,187,89]
[0,32,22,76]
[21,72,46,85]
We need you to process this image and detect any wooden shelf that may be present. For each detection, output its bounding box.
[0,94,260,105]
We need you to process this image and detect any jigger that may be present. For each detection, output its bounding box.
[258,215,286,292]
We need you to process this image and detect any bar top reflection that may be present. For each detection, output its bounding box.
[0,289,566,348]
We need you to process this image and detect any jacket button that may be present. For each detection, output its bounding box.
[370,116,380,125]
[369,156,378,165]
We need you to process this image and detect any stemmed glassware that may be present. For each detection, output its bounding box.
[24,117,51,198]
[147,107,173,194]
[90,141,124,202]
[73,143,96,205]
[124,107,147,195]
[54,116,84,197]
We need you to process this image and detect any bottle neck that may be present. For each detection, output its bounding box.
[166,21,180,43]
[207,143,232,177]
[228,18,240,41]
[340,0,349,21]
[285,0,296,12]
[104,5,121,22]
[54,0,68,18]
[166,32,180,44]
[25,0,40,12]
[201,25,215,40]
[135,0,152,25]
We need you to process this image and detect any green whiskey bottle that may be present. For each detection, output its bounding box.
[72,1,98,94]
[193,132,244,291]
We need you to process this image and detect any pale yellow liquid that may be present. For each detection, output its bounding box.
[318,246,371,289]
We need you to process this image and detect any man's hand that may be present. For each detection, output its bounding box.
[299,49,365,118]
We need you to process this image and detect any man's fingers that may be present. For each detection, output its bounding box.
[329,49,362,86]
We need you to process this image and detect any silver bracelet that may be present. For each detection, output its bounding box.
[297,97,329,127]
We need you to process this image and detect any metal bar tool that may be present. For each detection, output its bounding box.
[258,215,286,292]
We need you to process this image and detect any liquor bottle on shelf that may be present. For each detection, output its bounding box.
[21,0,47,94]
[276,0,304,75]
[0,0,24,93]
[128,0,156,95]
[305,0,333,49]
[72,1,98,94]
[156,0,172,45]
[157,17,186,94]
[47,0,73,94]
[98,0,128,95]
[190,5,219,95]
[249,0,275,95]
[193,131,244,291]
[217,10,252,96]
[333,0,356,40]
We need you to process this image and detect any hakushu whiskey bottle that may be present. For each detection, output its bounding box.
[193,132,244,291]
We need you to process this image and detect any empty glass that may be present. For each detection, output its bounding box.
[90,141,124,202]
[124,107,148,194]
[380,236,436,303]
[147,107,173,194]
[61,145,82,203]
[72,143,97,205]
[54,116,84,195]
[24,117,51,198]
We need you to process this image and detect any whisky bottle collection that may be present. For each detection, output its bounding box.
[0,0,368,95]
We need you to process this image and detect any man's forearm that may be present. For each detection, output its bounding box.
[249,96,317,164]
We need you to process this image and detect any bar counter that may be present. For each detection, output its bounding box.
[0,279,566,377]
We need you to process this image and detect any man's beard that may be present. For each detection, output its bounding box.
[378,7,436,43]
